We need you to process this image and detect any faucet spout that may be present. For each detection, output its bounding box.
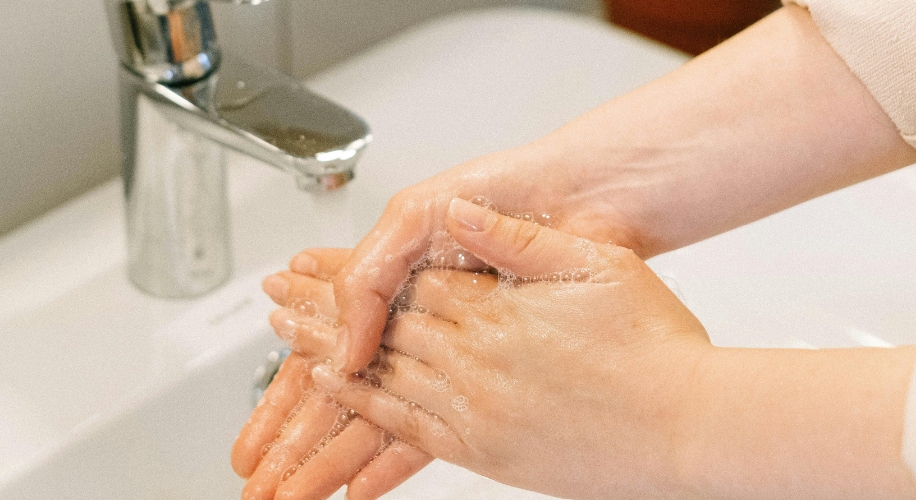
[130,57,371,190]
[109,1,371,298]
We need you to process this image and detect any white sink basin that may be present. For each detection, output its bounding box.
[13,6,914,499]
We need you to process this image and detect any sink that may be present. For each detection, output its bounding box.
[13,6,912,499]
[649,166,916,350]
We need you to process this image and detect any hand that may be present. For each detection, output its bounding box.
[327,143,653,374]
[322,6,916,375]
[309,201,916,500]
[311,200,712,500]
[232,249,433,500]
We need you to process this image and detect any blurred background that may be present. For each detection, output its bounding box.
[0,0,779,238]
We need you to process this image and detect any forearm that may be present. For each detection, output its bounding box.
[529,5,916,258]
[677,345,916,499]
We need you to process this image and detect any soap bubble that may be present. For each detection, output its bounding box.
[451,395,469,413]
[431,369,451,393]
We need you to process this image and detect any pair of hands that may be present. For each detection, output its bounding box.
[232,198,712,500]
[232,6,916,497]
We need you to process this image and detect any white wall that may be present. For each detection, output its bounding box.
[0,1,120,237]
[0,0,601,236]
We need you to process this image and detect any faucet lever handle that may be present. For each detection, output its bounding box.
[106,0,267,84]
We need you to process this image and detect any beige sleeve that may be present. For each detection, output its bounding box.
[784,0,916,149]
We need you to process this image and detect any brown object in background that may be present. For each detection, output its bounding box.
[606,0,782,55]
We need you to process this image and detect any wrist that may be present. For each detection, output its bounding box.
[673,346,916,500]
[520,134,670,258]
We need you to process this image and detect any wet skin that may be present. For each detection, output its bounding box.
[268,201,712,500]
[232,249,432,500]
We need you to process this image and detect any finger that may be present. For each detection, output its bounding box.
[273,418,389,500]
[311,364,463,461]
[371,348,461,420]
[232,352,314,478]
[262,271,337,311]
[413,269,498,324]
[381,312,458,369]
[288,248,354,279]
[346,440,434,500]
[332,220,436,374]
[332,193,448,373]
[269,308,338,356]
[446,198,630,281]
[241,391,343,500]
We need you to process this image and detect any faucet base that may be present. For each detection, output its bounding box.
[125,95,232,298]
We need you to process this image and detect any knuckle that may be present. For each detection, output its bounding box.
[388,311,428,339]
[395,409,424,447]
[499,217,541,255]
[330,272,351,295]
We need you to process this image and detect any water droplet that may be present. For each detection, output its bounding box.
[658,274,686,302]
[288,298,317,317]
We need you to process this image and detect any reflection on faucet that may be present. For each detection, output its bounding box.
[105,0,371,298]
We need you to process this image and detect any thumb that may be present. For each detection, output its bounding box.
[445,198,611,278]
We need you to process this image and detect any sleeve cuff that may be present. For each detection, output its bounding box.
[784,0,916,150]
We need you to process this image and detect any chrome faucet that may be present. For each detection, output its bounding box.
[105,0,371,298]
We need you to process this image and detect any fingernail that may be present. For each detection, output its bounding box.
[290,253,319,275]
[262,274,289,302]
[269,308,298,343]
[448,198,493,232]
[312,364,344,394]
